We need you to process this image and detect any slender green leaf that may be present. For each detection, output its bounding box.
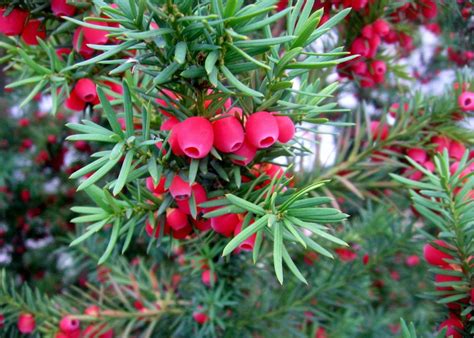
[273,222,284,284]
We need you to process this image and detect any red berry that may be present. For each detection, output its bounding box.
[168,123,185,156]
[275,115,295,143]
[193,308,208,324]
[51,0,76,17]
[74,79,97,103]
[21,19,46,45]
[370,60,387,76]
[438,317,463,338]
[177,117,214,158]
[193,218,212,232]
[171,224,193,239]
[145,219,164,238]
[212,115,245,153]
[424,161,435,173]
[435,271,462,291]
[361,24,374,39]
[315,327,327,338]
[399,33,413,51]
[160,116,180,131]
[65,90,86,111]
[83,18,109,45]
[367,36,381,58]
[0,7,28,36]
[245,111,279,149]
[431,135,451,153]
[145,176,167,194]
[231,140,257,166]
[384,30,398,44]
[169,175,191,201]
[420,0,438,20]
[458,91,474,111]
[47,135,57,143]
[423,240,453,266]
[84,305,100,317]
[406,148,427,164]
[59,315,80,333]
[370,121,389,141]
[233,221,257,252]
[211,213,240,237]
[176,183,207,215]
[18,313,35,334]
[405,255,420,266]
[351,61,368,76]
[449,141,466,161]
[350,37,369,57]
[373,19,390,37]
[201,269,217,286]
[166,208,189,231]
[21,189,30,203]
[335,248,357,262]
[73,28,95,58]
[18,118,30,127]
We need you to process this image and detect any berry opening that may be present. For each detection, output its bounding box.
[230,142,242,152]
[184,147,200,158]
[259,136,275,148]
[464,98,471,106]
[84,94,95,101]
[175,194,190,201]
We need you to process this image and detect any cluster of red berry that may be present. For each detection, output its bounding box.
[423,241,471,338]
[17,307,114,338]
[0,7,45,45]
[340,18,390,87]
